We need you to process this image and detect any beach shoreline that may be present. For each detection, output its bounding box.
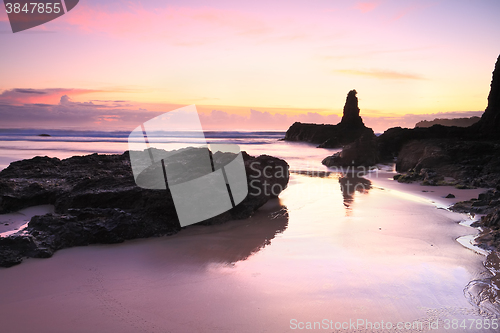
[1,171,499,332]
[1,134,499,331]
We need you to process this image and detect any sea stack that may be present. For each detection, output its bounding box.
[339,90,364,128]
[283,90,374,148]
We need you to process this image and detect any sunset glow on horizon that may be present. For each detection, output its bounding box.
[1,0,499,132]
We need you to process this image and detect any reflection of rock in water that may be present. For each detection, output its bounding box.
[147,200,289,266]
[339,175,371,210]
[290,170,333,178]
[289,170,372,213]
[464,251,500,316]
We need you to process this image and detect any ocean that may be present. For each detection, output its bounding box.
[0,129,342,174]
[0,130,498,332]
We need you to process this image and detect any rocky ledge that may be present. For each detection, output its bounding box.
[0,149,289,267]
[450,189,500,252]
[386,55,500,193]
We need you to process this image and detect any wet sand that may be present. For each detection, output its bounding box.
[0,205,54,237]
[0,173,498,333]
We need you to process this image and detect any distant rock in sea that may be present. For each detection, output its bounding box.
[415,116,480,128]
[37,134,51,137]
[283,90,375,148]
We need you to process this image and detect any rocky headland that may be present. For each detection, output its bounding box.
[0,149,289,267]
[284,90,375,148]
[415,116,480,128]
[321,55,500,252]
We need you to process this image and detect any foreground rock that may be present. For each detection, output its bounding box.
[0,149,289,267]
[450,189,500,251]
[284,90,375,148]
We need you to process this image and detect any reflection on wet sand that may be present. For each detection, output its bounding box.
[339,174,372,211]
[290,170,372,215]
[1,173,499,332]
[144,199,289,267]
[290,170,333,178]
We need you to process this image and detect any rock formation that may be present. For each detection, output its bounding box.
[284,90,375,148]
[321,55,500,253]
[0,149,289,267]
[322,55,500,252]
[322,135,379,167]
[415,116,480,128]
[320,55,500,172]
[378,54,500,159]
[469,54,500,139]
[385,54,500,252]
[340,90,364,127]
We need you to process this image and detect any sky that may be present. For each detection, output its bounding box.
[0,0,499,132]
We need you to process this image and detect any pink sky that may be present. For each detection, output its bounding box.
[0,0,499,132]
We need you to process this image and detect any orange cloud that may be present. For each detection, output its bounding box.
[58,3,271,44]
[334,69,424,80]
[391,3,434,21]
[354,2,380,13]
[0,9,7,22]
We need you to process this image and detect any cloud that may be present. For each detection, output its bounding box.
[391,3,434,22]
[0,87,485,132]
[322,45,437,61]
[59,3,272,45]
[363,111,484,133]
[354,2,380,13]
[0,11,7,22]
[0,88,104,105]
[49,2,328,48]
[334,69,424,80]
[14,88,47,94]
[199,109,340,130]
[0,97,161,131]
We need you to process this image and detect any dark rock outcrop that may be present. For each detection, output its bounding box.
[377,125,467,161]
[384,55,500,253]
[322,135,379,167]
[378,55,500,160]
[469,55,500,139]
[451,189,500,215]
[340,89,364,127]
[450,189,500,251]
[0,149,289,267]
[390,139,500,188]
[415,116,480,128]
[284,90,375,148]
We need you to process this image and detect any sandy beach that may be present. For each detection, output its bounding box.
[2,1,500,331]
[0,167,497,333]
